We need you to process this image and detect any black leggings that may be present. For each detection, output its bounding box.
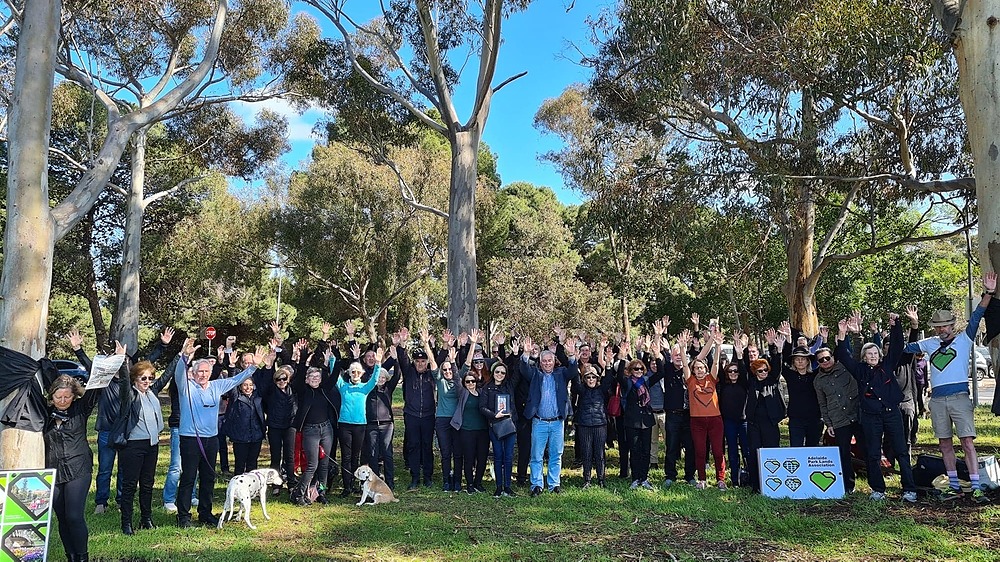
[577,424,607,483]
[53,474,91,556]
[339,423,366,491]
[626,426,652,483]
[459,428,489,489]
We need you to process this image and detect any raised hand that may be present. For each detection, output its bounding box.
[521,336,534,356]
[986,271,998,293]
[323,348,333,364]
[764,328,776,346]
[565,337,578,358]
[847,311,863,333]
[442,329,455,346]
[888,312,899,326]
[869,321,879,334]
[344,320,356,337]
[470,328,485,344]
[457,331,470,347]
[114,340,127,356]
[447,346,457,363]
[713,327,724,346]
[217,345,225,360]
[837,318,848,337]
[160,327,175,345]
[662,315,671,332]
[251,345,270,366]
[552,325,565,342]
[350,341,361,359]
[269,321,281,336]
[67,328,84,351]
[779,320,791,337]
[819,325,829,340]
[374,346,386,364]
[226,335,237,348]
[904,304,919,327]
[182,338,200,358]
[296,338,309,351]
[321,321,332,339]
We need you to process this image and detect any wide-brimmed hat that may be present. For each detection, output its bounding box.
[929,310,957,327]
[790,346,813,358]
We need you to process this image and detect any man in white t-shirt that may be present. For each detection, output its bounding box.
[904,272,996,503]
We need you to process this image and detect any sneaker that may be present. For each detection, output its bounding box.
[493,488,503,498]
[629,480,640,490]
[718,481,728,491]
[938,487,964,501]
[972,489,990,504]
[870,491,886,501]
[530,486,543,497]
[686,479,697,486]
[902,491,917,503]
[582,481,592,490]
[163,502,177,514]
[664,479,674,488]
[503,487,516,497]
[695,481,706,490]
[641,480,654,490]
[94,504,107,515]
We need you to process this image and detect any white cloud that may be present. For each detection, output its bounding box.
[230,98,325,142]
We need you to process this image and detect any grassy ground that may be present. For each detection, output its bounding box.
[56,407,1000,562]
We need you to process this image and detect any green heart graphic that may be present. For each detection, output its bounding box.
[765,477,782,491]
[764,459,780,473]
[930,347,957,371]
[810,471,837,492]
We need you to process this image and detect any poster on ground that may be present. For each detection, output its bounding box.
[758,447,845,499]
[0,470,55,562]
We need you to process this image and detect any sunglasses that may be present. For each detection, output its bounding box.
[631,367,645,372]
[464,379,477,384]
[136,376,154,382]
[494,370,506,375]
[276,376,289,382]
[726,369,738,374]
[755,368,768,373]
[441,367,453,372]
[584,375,599,380]
[473,359,485,364]
[816,356,833,363]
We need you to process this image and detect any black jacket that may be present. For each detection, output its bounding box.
[572,372,615,427]
[397,346,436,419]
[836,322,904,415]
[365,366,401,425]
[110,355,177,445]
[479,375,521,428]
[745,352,786,424]
[260,367,297,430]
[222,391,266,443]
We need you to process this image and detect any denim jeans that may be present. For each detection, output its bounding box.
[162,427,180,504]
[95,430,121,507]
[299,421,334,496]
[723,418,748,485]
[529,418,564,490]
[367,423,395,488]
[490,431,516,491]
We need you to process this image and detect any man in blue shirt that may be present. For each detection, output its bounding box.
[519,336,579,497]
[174,338,271,526]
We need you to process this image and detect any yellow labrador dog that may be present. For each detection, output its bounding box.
[354,465,399,506]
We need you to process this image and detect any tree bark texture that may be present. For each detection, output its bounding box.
[112,128,148,353]
[951,0,1000,274]
[0,0,63,469]
[446,129,481,333]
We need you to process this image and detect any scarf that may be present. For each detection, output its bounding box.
[630,375,650,408]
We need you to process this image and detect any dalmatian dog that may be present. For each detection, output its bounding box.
[354,465,399,506]
[218,468,283,529]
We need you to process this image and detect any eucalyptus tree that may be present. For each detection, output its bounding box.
[590,0,973,333]
[269,140,449,339]
[294,0,534,332]
[0,0,275,468]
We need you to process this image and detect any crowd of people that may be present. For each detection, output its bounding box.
[39,274,999,561]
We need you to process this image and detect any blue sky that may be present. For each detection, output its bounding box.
[235,0,611,205]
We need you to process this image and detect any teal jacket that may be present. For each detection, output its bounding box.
[334,363,381,425]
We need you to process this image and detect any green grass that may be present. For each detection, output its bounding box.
[55,406,1000,561]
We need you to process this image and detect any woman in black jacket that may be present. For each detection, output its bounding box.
[365,360,401,489]
[45,344,125,562]
[573,363,614,488]
[479,361,520,497]
[291,340,341,505]
[718,360,748,487]
[222,376,267,475]
[114,356,176,535]
[262,364,297,493]
[744,328,786,493]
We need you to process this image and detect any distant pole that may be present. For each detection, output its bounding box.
[276,274,283,326]
[965,203,979,406]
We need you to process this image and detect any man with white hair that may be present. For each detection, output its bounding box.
[519,336,579,497]
[174,338,269,527]
[904,272,996,503]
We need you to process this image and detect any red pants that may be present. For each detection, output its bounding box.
[690,415,725,481]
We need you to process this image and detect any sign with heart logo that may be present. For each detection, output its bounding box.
[810,471,837,492]
[758,447,845,500]
[930,347,957,371]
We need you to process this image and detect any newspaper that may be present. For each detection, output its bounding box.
[83,354,126,389]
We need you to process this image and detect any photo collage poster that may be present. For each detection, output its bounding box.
[0,470,55,562]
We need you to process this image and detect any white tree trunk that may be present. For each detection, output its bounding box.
[112,128,148,353]
[953,0,1000,272]
[446,129,481,333]
[0,0,63,469]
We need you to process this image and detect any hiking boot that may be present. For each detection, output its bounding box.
[869,491,886,501]
[530,486,543,497]
[139,517,156,530]
[902,491,917,503]
[972,489,990,504]
[407,479,419,492]
[938,487,964,501]
[551,486,562,494]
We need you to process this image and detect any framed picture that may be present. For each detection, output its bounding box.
[496,393,510,416]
